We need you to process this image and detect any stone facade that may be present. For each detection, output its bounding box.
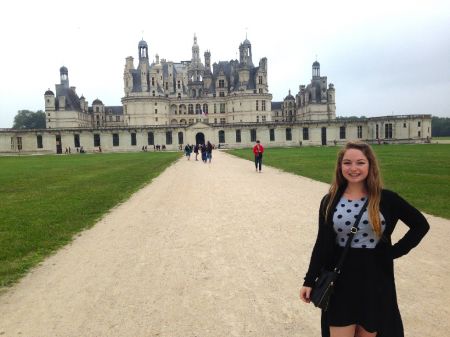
[0,35,432,154]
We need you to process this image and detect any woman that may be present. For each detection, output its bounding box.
[299,141,429,337]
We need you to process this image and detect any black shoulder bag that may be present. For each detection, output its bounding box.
[310,199,368,311]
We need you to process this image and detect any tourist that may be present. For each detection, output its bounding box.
[299,140,429,337]
[200,143,207,163]
[252,140,264,172]
[184,144,192,160]
[206,141,213,163]
[194,144,199,161]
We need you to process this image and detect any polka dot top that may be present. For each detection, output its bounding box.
[332,196,386,249]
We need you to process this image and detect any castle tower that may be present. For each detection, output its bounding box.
[239,36,253,67]
[187,34,205,98]
[312,60,320,79]
[44,89,55,111]
[204,50,211,73]
[138,40,149,92]
[60,66,69,88]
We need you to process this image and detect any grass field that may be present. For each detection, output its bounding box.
[0,152,181,288]
[228,144,450,219]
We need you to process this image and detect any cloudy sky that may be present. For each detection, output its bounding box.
[0,0,449,128]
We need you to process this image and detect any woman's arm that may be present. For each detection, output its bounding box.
[303,195,331,287]
[389,191,430,259]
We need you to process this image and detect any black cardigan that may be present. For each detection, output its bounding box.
[303,189,430,337]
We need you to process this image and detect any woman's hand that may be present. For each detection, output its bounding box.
[299,286,312,303]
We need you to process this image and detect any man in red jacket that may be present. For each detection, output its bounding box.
[252,140,264,172]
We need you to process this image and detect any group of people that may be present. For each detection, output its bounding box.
[184,141,214,163]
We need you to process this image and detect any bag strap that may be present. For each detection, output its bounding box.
[334,198,369,273]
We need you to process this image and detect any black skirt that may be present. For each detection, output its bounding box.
[325,246,384,333]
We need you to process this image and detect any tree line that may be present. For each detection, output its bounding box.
[10,110,450,137]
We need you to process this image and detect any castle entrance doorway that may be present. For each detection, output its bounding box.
[196,132,205,145]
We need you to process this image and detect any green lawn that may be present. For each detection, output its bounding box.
[228,144,450,219]
[0,152,181,288]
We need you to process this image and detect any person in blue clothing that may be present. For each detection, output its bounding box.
[299,140,429,337]
[206,141,213,163]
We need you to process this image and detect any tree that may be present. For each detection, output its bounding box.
[432,117,450,137]
[12,110,46,129]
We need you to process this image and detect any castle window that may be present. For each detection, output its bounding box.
[74,134,80,147]
[94,134,101,147]
[155,109,158,114]
[113,134,119,146]
[36,135,43,149]
[385,123,393,139]
[131,133,137,146]
[195,104,201,114]
[166,131,172,145]
[116,116,120,122]
[286,128,292,141]
[256,100,259,111]
[220,118,226,124]
[178,93,181,99]
[403,123,407,128]
[262,116,266,122]
[259,88,263,94]
[177,81,181,89]
[203,104,208,114]
[262,101,266,111]
[109,116,113,121]
[303,127,309,140]
[270,129,275,141]
[418,121,421,127]
[188,104,194,114]
[357,126,363,138]
[152,91,155,96]
[256,116,260,123]
[259,76,263,85]
[96,107,99,113]
[220,103,225,113]
[340,126,346,139]
[219,80,225,88]
[214,104,217,113]
[236,129,241,143]
[152,77,155,86]
[219,130,225,143]
[148,132,154,145]
[250,129,257,142]
[219,92,225,97]
[178,132,183,145]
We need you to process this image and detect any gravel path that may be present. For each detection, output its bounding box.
[0,150,448,337]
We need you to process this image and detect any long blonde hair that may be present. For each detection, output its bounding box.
[326,141,383,237]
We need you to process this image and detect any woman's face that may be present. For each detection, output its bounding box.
[341,148,369,184]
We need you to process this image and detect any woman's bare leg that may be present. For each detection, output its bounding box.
[330,325,356,337]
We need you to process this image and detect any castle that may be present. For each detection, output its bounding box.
[1,35,431,153]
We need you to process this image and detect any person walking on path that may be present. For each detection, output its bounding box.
[194,144,199,161]
[206,141,213,163]
[252,140,264,172]
[201,143,207,163]
[299,141,429,337]
[184,144,192,160]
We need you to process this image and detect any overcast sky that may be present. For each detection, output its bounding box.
[0,0,449,128]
